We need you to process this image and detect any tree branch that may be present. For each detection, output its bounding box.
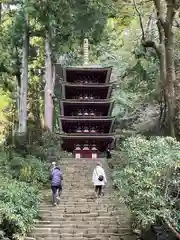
[133,0,145,41]
[173,19,180,28]
[142,40,160,57]
[145,11,154,37]
[133,0,160,56]
[153,0,165,25]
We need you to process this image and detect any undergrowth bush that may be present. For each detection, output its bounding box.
[5,129,66,161]
[113,136,180,231]
[0,149,50,239]
[0,151,49,187]
[0,176,40,238]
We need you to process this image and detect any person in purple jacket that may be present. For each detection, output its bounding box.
[49,165,63,206]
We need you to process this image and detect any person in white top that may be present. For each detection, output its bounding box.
[92,162,107,197]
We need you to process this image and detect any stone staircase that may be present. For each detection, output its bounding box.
[26,158,135,240]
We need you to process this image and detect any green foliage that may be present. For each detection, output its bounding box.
[0,149,49,238]
[0,230,10,240]
[0,176,40,237]
[0,91,12,138]
[27,130,67,160]
[0,149,49,186]
[113,136,180,230]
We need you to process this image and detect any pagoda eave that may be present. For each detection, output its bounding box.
[60,100,114,116]
[60,83,113,99]
[60,117,115,133]
[61,99,114,104]
[58,133,115,137]
[60,116,115,121]
[63,66,112,70]
[62,66,112,84]
[57,133,116,152]
[61,82,113,87]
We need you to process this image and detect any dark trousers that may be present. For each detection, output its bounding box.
[51,185,62,203]
[107,151,111,159]
[95,185,102,197]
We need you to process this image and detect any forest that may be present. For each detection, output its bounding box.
[0,0,180,239]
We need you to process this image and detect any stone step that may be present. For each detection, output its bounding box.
[39,203,117,208]
[39,209,125,216]
[24,237,35,240]
[39,204,117,209]
[40,202,116,207]
[40,200,114,204]
[40,200,119,205]
[35,236,133,240]
[57,171,110,175]
[41,196,112,201]
[42,193,112,197]
[43,188,111,192]
[40,196,113,202]
[34,223,128,229]
[59,174,111,178]
[40,214,121,220]
[44,191,111,195]
[39,208,119,214]
[40,216,122,223]
[30,232,133,238]
[32,226,132,234]
[40,200,120,206]
[35,220,131,227]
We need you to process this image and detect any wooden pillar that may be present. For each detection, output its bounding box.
[92,145,98,158]
[74,145,81,159]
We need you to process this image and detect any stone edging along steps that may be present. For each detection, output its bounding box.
[25,158,136,240]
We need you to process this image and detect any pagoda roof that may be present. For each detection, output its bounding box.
[57,133,116,137]
[55,64,112,77]
[58,133,116,151]
[63,66,112,71]
[61,66,112,84]
[61,99,114,104]
[60,116,115,134]
[60,116,115,121]
[60,83,113,100]
[61,82,113,88]
[60,100,115,116]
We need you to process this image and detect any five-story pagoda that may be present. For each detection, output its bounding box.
[56,41,115,158]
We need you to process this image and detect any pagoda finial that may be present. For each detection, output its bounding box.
[83,38,89,65]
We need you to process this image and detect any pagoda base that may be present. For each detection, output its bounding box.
[74,150,99,159]
[58,133,115,153]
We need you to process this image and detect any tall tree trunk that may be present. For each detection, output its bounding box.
[164,4,176,137]
[18,13,28,134]
[44,31,53,131]
[156,17,167,130]
[175,63,180,139]
[153,0,176,137]
[0,3,2,24]
[159,44,167,129]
